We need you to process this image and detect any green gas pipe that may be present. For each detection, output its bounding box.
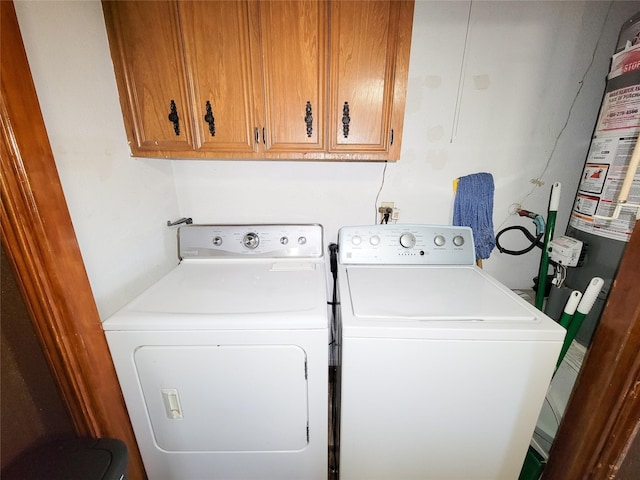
[535,182,561,310]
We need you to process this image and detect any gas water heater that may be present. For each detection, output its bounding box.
[559,11,640,345]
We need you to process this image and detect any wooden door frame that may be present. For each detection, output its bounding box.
[1,1,638,478]
[0,2,145,479]
[544,222,640,478]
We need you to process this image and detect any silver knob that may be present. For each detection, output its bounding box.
[370,235,381,246]
[298,236,307,245]
[453,235,465,246]
[280,236,289,245]
[399,232,416,248]
[212,236,223,246]
[434,235,446,246]
[242,232,260,249]
[352,235,362,246]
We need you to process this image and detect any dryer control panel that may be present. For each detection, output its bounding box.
[338,224,475,265]
[179,224,323,259]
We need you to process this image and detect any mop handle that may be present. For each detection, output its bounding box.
[556,278,604,368]
[535,182,562,310]
[549,182,562,211]
[576,277,604,315]
[558,290,582,329]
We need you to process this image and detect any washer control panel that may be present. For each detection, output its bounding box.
[179,224,323,259]
[338,224,475,265]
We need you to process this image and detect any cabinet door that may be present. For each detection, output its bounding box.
[103,1,195,154]
[180,1,263,156]
[257,0,328,156]
[329,0,413,160]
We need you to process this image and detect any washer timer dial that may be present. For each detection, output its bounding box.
[399,232,416,248]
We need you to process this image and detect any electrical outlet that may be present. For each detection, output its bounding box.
[378,202,399,223]
[379,201,394,212]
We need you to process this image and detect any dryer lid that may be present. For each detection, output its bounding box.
[104,259,327,330]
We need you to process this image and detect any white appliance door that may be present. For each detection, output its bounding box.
[135,344,309,451]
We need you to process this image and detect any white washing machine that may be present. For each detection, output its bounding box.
[336,224,566,480]
[103,224,328,480]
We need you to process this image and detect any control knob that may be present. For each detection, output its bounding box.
[399,232,416,249]
[453,235,465,246]
[242,232,260,249]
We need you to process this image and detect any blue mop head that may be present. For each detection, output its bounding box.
[453,172,496,260]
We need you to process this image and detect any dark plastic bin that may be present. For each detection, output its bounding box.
[2,437,128,480]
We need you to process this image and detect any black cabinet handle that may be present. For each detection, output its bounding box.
[204,101,215,137]
[168,100,180,136]
[305,101,313,138]
[252,127,266,145]
[342,102,350,138]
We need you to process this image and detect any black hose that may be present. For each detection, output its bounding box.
[327,243,339,355]
[495,225,544,255]
[327,243,340,477]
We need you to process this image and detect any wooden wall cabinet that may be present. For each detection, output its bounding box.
[258,0,328,157]
[180,1,264,157]
[328,1,413,160]
[103,1,195,153]
[102,0,414,161]
[103,1,261,158]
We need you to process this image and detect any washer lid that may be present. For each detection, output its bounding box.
[345,265,535,321]
[339,265,567,341]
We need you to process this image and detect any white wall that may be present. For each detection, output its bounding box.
[15,0,181,319]
[15,1,640,318]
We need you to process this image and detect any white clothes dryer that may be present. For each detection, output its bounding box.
[103,224,328,480]
[336,224,565,480]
